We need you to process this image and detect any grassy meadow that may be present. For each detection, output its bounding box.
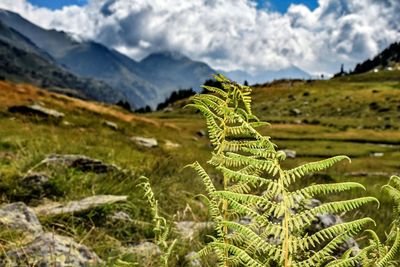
[0,71,399,265]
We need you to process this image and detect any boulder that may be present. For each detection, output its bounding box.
[0,202,43,238]
[41,154,120,173]
[8,104,64,119]
[131,136,158,148]
[2,232,102,267]
[33,195,128,216]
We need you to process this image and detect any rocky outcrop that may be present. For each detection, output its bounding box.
[40,154,121,173]
[0,202,101,266]
[2,233,102,267]
[8,104,64,119]
[0,202,43,238]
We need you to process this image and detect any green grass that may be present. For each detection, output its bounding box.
[0,71,399,265]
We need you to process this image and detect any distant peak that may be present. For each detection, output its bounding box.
[147,50,188,61]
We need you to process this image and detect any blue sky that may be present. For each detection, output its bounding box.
[28,0,87,10]
[29,0,318,13]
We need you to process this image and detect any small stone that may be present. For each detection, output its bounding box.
[371,152,384,157]
[175,221,214,241]
[185,252,202,267]
[164,140,180,149]
[282,149,296,159]
[196,130,207,137]
[131,136,158,148]
[128,242,161,258]
[289,108,301,116]
[103,121,118,130]
[109,211,133,223]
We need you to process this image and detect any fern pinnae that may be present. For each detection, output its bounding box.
[284,156,351,185]
[292,182,366,200]
[289,197,379,231]
[377,228,400,267]
[292,217,375,251]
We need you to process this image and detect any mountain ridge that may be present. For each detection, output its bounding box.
[0,9,218,108]
[0,19,125,103]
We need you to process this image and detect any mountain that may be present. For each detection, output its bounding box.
[221,66,311,85]
[351,42,400,74]
[137,51,216,98]
[0,9,160,109]
[0,20,124,102]
[0,9,217,109]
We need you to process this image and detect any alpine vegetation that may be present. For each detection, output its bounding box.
[187,74,399,266]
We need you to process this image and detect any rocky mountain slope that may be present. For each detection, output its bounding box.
[0,20,124,103]
[0,9,216,108]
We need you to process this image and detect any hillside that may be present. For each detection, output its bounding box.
[0,70,399,265]
[352,42,400,74]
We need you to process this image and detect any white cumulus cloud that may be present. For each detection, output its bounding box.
[0,0,399,75]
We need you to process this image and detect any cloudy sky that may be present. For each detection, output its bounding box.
[0,0,399,75]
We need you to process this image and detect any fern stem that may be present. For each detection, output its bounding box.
[279,168,291,267]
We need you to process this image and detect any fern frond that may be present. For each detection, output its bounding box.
[292,217,375,252]
[289,197,379,231]
[377,228,400,267]
[212,242,266,267]
[284,156,350,185]
[202,85,228,98]
[294,233,353,267]
[221,220,282,260]
[293,182,365,200]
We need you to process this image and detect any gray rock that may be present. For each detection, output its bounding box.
[175,221,214,241]
[2,232,102,267]
[41,154,120,173]
[0,202,43,238]
[282,149,296,159]
[108,211,133,223]
[371,152,384,157]
[164,140,181,149]
[127,242,161,258]
[33,195,128,216]
[185,251,202,267]
[196,130,206,137]
[103,120,118,130]
[131,136,158,148]
[289,108,301,116]
[22,172,50,190]
[19,173,56,200]
[8,104,64,119]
